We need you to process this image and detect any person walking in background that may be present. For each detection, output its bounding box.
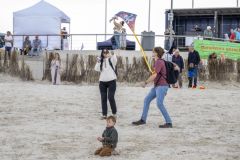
[172,49,184,88]
[51,53,61,85]
[95,49,118,119]
[120,28,127,50]
[187,45,200,88]
[204,26,213,39]
[220,53,226,63]
[208,52,217,61]
[235,27,240,42]
[61,27,68,50]
[224,33,229,41]
[4,31,13,60]
[21,36,32,55]
[229,29,236,42]
[109,16,124,49]
[61,27,68,39]
[132,47,172,128]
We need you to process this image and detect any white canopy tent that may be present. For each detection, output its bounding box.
[13,0,70,50]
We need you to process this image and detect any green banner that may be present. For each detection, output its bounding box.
[194,40,240,60]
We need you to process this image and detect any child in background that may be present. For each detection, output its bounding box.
[95,116,118,157]
[188,63,195,88]
[51,53,61,85]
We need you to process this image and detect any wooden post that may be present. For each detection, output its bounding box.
[66,53,69,81]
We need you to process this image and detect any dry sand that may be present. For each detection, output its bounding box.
[0,74,240,160]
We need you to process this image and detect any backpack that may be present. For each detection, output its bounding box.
[155,59,179,85]
[108,58,118,76]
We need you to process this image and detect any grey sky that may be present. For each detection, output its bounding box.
[0,0,238,49]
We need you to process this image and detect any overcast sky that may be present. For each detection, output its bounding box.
[0,0,238,49]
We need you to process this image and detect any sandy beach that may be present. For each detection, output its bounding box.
[0,74,240,160]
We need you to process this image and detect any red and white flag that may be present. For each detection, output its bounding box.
[115,11,137,32]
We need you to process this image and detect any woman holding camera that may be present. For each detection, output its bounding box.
[94,49,117,119]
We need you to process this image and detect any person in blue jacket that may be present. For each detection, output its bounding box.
[187,46,200,88]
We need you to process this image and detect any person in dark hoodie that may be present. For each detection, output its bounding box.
[95,116,118,157]
[187,45,200,88]
[172,49,184,88]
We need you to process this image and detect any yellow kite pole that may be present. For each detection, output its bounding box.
[132,30,153,74]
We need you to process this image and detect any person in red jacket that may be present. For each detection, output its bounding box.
[229,29,236,42]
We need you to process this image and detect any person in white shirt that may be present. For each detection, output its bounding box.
[164,52,173,62]
[51,53,61,85]
[120,28,127,50]
[95,49,117,119]
[4,31,13,60]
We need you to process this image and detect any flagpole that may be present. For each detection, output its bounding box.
[104,0,107,40]
[148,0,151,31]
[132,30,153,73]
[169,0,173,50]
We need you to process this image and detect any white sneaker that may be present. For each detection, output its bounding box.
[101,115,107,120]
[112,114,117,119]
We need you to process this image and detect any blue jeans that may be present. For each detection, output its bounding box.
[188,66,198,87]
[30,47,41,56]
[141,86,172,123]
[4,47,12,60]
[113,31,120,49]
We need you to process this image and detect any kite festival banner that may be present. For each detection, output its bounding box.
[194,40,240,60]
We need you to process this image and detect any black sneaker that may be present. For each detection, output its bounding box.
[159,123,173,128]
[132,119,146,125]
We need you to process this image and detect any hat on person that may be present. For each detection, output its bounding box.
[188,42,194,48]
[207,26,211,30]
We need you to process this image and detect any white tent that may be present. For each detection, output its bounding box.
[13,0,70,50]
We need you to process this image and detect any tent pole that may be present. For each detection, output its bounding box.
[148,0,151,31]
[13,16,15,48]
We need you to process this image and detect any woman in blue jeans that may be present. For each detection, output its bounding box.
[132,47,172,128]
